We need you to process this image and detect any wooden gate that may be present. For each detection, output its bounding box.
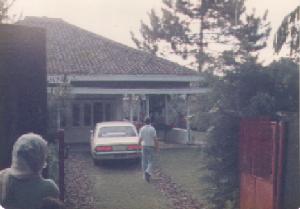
[239,118,285,209]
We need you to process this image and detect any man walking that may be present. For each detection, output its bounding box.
[138,117,159,183]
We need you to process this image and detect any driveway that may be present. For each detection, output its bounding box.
[64,144,203,209]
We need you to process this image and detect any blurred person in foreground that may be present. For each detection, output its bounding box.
[0,133,59,209]
[40,197,64,209]
[138,117,159,183]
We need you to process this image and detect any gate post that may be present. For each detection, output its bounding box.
[58,129,65,201]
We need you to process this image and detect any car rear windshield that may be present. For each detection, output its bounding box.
[98,126,137,137]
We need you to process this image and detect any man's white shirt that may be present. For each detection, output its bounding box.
[139,125,157,147]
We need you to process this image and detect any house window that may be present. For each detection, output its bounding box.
[84,103,92,126]
[72,104,81,126]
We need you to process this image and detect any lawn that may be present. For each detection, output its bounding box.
[158,147,205,202]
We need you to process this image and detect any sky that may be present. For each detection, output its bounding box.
[12,0,300,64]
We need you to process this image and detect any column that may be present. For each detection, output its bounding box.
[165,95,169,124]
[186,94,191,144]
[137,96,141,122]
[57,106,61,129]
[146,95,150,117]
[129,94,133,121]
[90,101,94,126]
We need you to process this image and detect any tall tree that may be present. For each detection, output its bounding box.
[0,0,17,24]
[273,5,300,62]
[131,0,270,72]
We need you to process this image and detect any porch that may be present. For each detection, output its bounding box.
[50,75,209,143]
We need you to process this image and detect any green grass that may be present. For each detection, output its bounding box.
[158,148,204,202]
[91,161,170,209]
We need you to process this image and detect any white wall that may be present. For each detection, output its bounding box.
[165,128,207,145]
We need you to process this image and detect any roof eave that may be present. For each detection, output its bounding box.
[69,87,210,95]
[48,74,203,83]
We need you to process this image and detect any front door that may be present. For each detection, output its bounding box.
[93,102,112,125]
[149,95,165,125]
[104,103,112,121]
[93,103,103,124]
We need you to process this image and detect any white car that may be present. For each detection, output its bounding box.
[90,121,141,163]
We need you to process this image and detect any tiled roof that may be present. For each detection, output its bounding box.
[18,17,197,76]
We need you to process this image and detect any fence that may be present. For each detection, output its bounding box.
[281,113,299,209]
[239,115,299,209]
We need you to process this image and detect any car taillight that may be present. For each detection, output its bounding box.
[127,145,142,150]
[95,146,112,152]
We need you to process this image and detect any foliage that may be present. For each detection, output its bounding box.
[267,58,299,112]
[198,58,299,209]
[0,0,19,23]
[47,142,59,184]
[200,112,240,209]
[166,95,188,128]
[274,5,300,62]
[224,10,271,67]
[47,76,72,133]
[131,0,270,72]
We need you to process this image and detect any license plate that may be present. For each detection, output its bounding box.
[113,145,127,151]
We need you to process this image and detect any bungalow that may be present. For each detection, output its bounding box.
[19,17,208,143]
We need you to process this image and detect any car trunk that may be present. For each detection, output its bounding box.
[94,137,138,146]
